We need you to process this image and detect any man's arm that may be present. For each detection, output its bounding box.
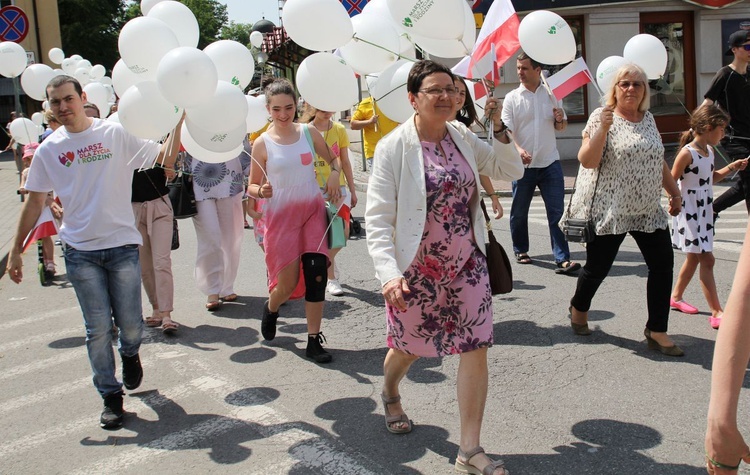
[350,114,377,131]
[7,191,47,283]
[155,117,184,170]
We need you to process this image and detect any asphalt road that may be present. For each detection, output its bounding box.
[1,148,749,474]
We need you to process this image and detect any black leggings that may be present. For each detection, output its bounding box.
[713,139,750,215]
[570,228,673,332]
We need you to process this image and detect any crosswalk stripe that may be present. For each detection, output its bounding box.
[0,306,79,331]
[0,327,80,353]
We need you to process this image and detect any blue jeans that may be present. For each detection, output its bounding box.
[510,161,570,263]
[64,244,144,397]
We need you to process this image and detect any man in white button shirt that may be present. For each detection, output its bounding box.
[501,51,581,275]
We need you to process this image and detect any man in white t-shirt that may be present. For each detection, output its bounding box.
[6,76,182,430]
[502,51,581,275]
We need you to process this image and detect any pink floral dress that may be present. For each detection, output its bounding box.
[385,135,493,357]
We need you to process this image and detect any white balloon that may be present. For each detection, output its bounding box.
[371,59,413,123]
[518,10,576,65]
[89,64,106,81]
[185,80,248,133]
[246,94,268,133]
[147,0,199,48]
[118,16,179,75]
[31,112,44,126]
[48,47,65,64]
[74,67,91,86]
[282,0,354,52]
[10,118,39,145]
[99,76,113,86]
[410,0,475,58]
[362,0,413,58]
[185,118,247,154]
[0,41,28,78]
[21,64,57,101]
[339,13,400,75]
[623,34,668,80]
[385,0,464,41]
[112,59,147,97]
[108,112,120,124]
[61,57,78,75]
[42,100,49,110]
[70,54,82,62]
[203,40,255,90]
[250,31,264,49]
[77,59,92,71]
[141,0,171,15]
[156,46,218,108]
[118,81,184,140]
[596,56,629,93]
[296,53,358,113]
[84,82,111,118]
[181,123,244,163]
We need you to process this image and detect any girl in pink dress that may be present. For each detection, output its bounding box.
[248,79,342,363]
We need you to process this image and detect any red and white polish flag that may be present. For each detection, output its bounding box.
[452,0,520,99]
[544,57,594,101]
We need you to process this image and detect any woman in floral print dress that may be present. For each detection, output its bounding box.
[366,60,523,475]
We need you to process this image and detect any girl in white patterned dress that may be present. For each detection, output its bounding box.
[670,104,748,329]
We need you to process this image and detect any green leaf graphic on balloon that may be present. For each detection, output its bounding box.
[402,18,413,28]
[231,76,240,86]
[548,26,557,35]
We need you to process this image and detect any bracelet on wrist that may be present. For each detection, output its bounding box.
[258,186,265,199]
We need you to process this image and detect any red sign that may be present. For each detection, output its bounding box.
[682,0,745,7]
[0,6,29,43]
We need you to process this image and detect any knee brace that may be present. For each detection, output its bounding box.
[301,253,327,302]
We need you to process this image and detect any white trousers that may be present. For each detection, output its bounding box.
[192,194,243,296]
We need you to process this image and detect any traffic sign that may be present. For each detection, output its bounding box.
[0,6,29,43]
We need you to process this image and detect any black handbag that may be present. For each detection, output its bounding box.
[562,137,605,243]
[171,218,180,250]
[480,200,513,295]
[168,155,197,219]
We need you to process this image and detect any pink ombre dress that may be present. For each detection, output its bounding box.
[262,126,328,298]
[385,136,493,357]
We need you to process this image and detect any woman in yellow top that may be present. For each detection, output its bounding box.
[300,105,357,296]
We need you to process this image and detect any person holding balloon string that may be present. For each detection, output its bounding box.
[299,104,358,297]
[563,63,684,355]
[365,60,523,475]
[453,76,508,219]
[248,78,342,364]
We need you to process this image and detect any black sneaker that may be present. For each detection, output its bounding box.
[121,353,143,390]
[306,332,332,364]
[261,300,279,341]
[100,391,124,430]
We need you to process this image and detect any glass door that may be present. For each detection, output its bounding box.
[641,12,696,143]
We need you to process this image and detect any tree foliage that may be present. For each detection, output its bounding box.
[58,0,126,71]
[58,0,230,73]
[219,21,253,47]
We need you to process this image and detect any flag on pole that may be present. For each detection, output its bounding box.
[339,0,369,17]
[452,0,520,99]
[544,57,594,101]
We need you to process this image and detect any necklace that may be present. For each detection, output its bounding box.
[691,141,709,156]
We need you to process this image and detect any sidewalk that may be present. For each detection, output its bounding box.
[0,149,23,268]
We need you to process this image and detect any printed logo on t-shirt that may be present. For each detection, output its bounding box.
[58,151,74,167]
[301,152,313,166]
[76,142,113,164]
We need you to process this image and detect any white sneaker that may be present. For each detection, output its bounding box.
[327,279,344,296]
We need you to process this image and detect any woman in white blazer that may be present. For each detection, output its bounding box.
[365,60,522,475]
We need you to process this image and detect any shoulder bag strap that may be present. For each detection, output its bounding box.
[565,132,606,219]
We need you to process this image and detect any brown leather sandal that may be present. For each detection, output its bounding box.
[381,393,412,434]
[455,446,509,475]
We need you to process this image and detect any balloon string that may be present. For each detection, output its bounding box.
[351,35,418,63]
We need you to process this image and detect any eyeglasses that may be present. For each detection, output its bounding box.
[740,44,750,51]
[419,87,459,97]
[617,81,645,90]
